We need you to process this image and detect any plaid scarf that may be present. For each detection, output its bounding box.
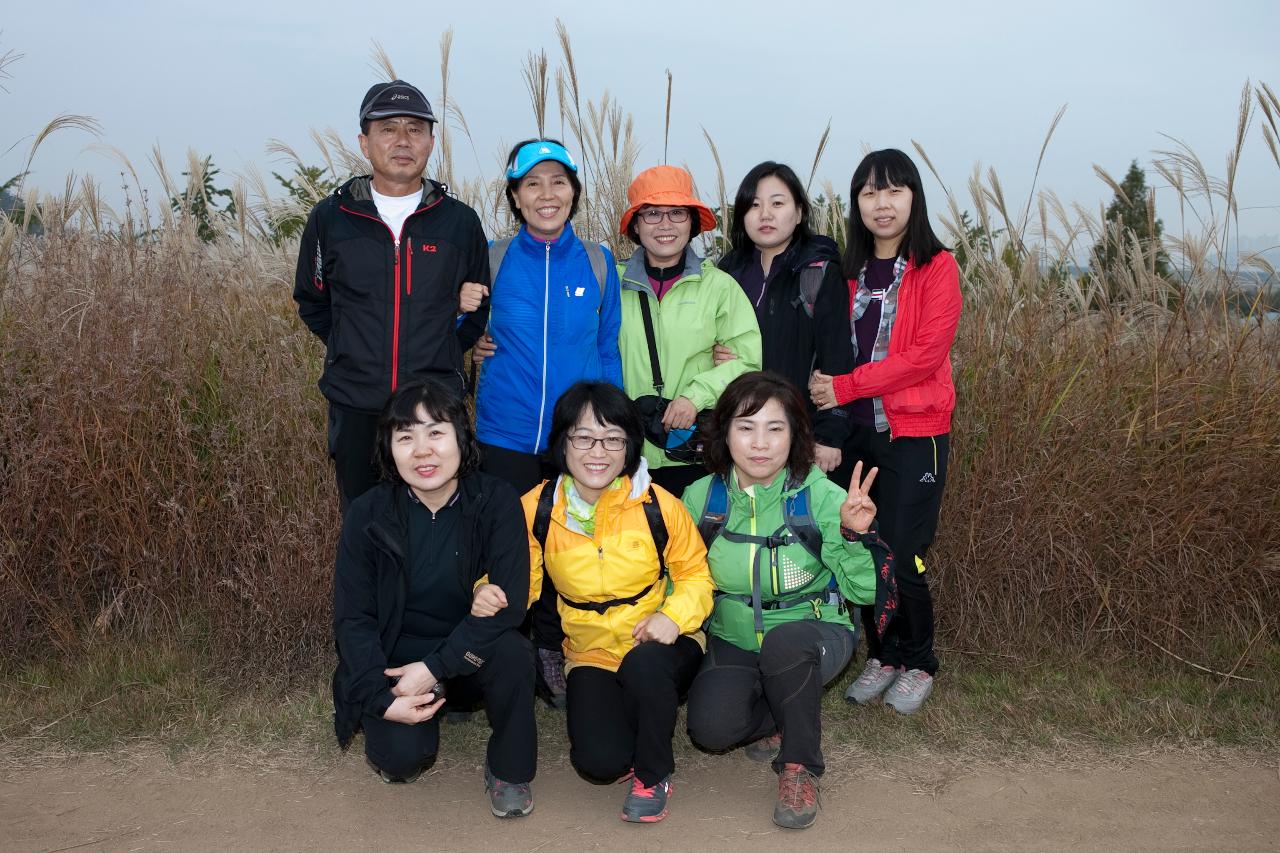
[851,256,909,433]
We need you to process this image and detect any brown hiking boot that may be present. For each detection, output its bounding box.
[773,763,819,829]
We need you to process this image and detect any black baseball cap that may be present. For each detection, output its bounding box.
[359,80,436,125]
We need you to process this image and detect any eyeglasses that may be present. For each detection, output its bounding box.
[638,207,690,225]
[567,434,627,451]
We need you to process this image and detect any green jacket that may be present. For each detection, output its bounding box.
[618,249,762,470]
[682,465,876,652]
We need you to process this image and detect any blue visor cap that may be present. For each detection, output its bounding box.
[507,141,579,179]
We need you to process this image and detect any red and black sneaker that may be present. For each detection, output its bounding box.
[774,763,820,829]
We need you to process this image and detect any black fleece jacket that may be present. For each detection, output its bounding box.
[293,176,490,412]
[719,235,856,447]
[330,472,529,748]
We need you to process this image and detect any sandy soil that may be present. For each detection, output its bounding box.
[2,746,1277,853]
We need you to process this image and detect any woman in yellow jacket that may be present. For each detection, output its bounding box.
[473,381,713,823]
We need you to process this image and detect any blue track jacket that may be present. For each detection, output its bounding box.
[475,222,623,453]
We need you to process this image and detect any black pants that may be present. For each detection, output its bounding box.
[686,621,854,776]
[478,442,566,655]
[833,427,949,675]
[361,630,537,784]
[328,404,382,513]
[648,462,707,497]
[566,636,702,787]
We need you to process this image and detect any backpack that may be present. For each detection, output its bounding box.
[791,260,829,318]
[695,473,833,643]
[531,479,669,614]
[488,236,609,292]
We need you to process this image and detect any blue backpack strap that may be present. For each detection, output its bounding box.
[696,474,730,547]
[642,485,669,579]
[782,484,824,563]
[531,478,557,554]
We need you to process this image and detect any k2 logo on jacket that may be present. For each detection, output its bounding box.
[421,244,438,253]
[919,472,936,484]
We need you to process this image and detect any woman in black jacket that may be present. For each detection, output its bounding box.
[331,377,536,818]
[716,161,856,473]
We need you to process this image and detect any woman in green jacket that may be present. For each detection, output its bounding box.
[617,165,762,496]
[682,371,894,830]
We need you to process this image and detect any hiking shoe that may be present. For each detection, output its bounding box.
[774,763,820,829]
[620,775,672,823]
[536,647,568,711]
[484,766,533,818]
[744,733,781,763]
[844,657,900,705]
[884,668,934,715]
[366,756,421,784]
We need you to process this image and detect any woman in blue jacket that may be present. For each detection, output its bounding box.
[470,138,623,492]
[467,138,624,709]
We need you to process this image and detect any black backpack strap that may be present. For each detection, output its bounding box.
[637,293,665,397]
[531,479,557,555]
[548,481,672,615]
[791,260,827,318]
[643,486,669,579]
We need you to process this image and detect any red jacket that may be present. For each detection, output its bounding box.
[833,251,961,437]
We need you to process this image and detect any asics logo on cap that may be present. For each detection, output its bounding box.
[390,94,409,101]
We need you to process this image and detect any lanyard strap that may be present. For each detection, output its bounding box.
[637,294,665,397]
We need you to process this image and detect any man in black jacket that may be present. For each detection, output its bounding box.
[294,80,490,509]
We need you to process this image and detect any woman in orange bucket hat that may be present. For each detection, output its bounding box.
[615,166,763,497]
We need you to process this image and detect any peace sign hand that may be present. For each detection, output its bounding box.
[840,460,879,535]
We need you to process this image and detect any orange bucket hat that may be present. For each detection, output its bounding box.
[619,165,718,236]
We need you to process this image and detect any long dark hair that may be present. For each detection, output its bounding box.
[702,372,815,483]
[504,137,583,225]
[547,382,644,478]
[375,377,481,483]
[725,161,813,257]
[842,148,947,278]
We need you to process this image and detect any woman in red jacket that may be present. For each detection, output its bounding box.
[809,148,961,715]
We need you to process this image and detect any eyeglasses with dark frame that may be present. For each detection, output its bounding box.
[637,207,690,225]
[567,434,627,452]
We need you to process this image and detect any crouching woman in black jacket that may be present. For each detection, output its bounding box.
[331,377,537,818]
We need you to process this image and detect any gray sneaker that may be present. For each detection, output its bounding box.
[536,647,568,711]
[620,774,671,823]
[844,658,900,705]
[883,668,934,714]
[484,766,533,818]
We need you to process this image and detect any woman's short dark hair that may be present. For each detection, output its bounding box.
[842,148,947,278]
[726,161,813,256]
[547,382,644,478]
[505,137,583,225]
[702,372,815,483]
[376,377,480,483]
[624,206,702,245]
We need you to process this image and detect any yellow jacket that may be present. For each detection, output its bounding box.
[524,465,714,673]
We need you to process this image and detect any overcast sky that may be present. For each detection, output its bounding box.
[3,0,1278,248]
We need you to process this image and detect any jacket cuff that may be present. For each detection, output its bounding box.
[832,373,858,406]
[369,688,395,720]
[421,653,450,683]
[814,407,851,448]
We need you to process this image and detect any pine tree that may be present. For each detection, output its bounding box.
[1091,160,1171,280]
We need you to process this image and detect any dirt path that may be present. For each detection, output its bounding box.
[3,747,1277,852]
